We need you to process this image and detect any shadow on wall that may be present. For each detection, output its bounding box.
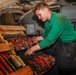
[0,12,16,25]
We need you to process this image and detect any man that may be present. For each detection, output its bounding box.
[25,2,76,74]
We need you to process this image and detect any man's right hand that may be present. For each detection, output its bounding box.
[32,36,44,44]
[32,36,38,43]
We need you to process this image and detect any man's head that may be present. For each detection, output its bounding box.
[33,2,51,22]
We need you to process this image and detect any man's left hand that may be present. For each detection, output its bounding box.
[25,48,34,55]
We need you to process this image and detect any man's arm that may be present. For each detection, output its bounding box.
[25,36,43,55]
[25,43,41,55]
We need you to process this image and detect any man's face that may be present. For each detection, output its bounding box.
[35,8,47,22]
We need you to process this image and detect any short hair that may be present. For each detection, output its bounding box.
[32,2,49,13]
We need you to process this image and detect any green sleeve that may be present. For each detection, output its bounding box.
[39,19,66,49]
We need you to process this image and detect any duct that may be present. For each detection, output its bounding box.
[19,10,44,35]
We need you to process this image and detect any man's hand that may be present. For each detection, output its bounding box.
[32,36,44,43]
[25,44,41,55]
[32,36,38,43]
[25,48,34,55]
